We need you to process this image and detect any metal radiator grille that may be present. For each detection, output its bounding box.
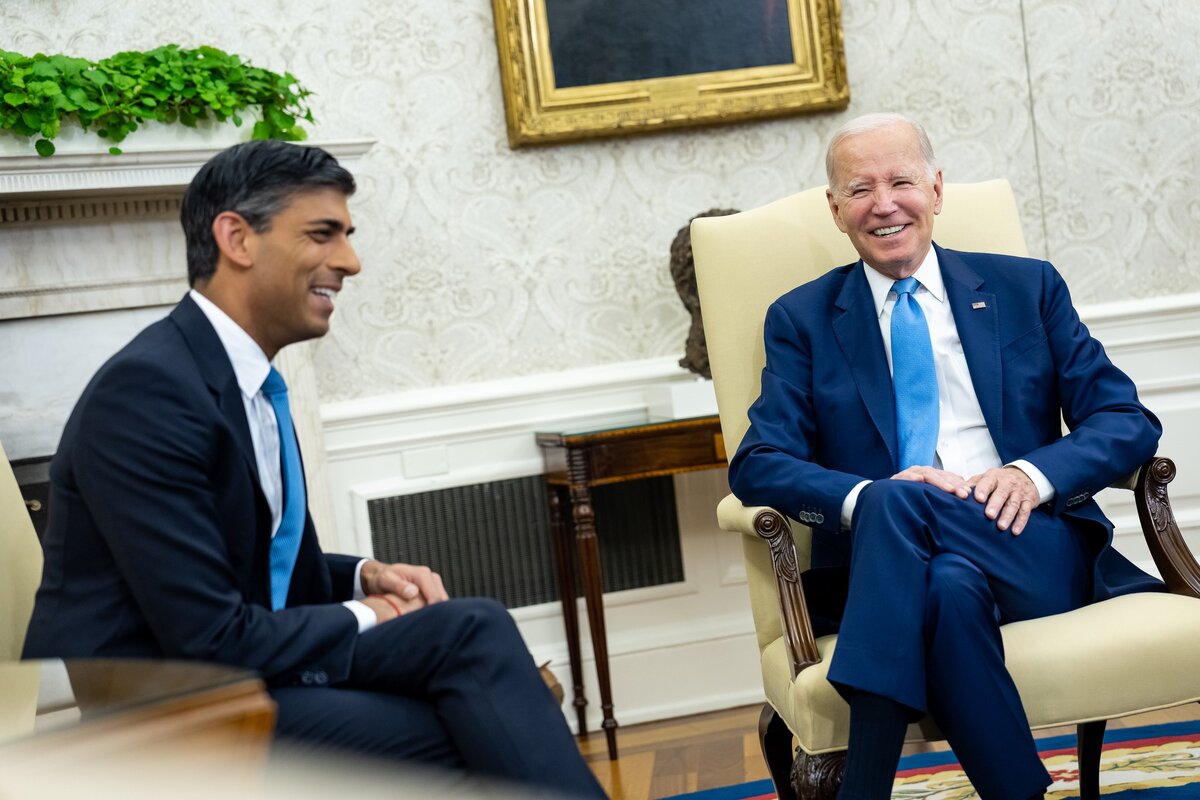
[367,475,684,609]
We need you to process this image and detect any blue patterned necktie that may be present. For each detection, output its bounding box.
[891,277,939,469]
[262,367,306,611]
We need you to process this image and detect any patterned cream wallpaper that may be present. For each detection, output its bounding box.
[1025,0,1200,301]
[2,0,1197,402]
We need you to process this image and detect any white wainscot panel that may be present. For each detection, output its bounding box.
[1083,294,1200,573]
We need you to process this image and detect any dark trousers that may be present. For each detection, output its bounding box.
[827,480,1093,800]
[271,597,605,798]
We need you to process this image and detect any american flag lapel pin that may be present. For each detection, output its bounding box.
[971,301,987,310]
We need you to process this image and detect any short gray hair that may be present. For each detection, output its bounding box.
[825,113,938,188]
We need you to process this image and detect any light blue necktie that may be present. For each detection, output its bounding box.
[262,367,306,611]
[891,277,939,469]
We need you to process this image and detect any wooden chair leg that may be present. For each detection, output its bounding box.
[759,705,798,800]
[1077,719,1107,800]
[792,748,845,800]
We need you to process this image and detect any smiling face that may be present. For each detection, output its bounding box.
[826,122,943,280]
[241,187,361,358]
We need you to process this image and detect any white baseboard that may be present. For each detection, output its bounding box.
[535,624,765,734]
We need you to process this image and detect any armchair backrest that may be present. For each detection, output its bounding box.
[1,441,42,661]
[691,181,1028,650]
[692,179,1029,462]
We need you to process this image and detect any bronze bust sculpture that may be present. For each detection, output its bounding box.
[669,208,740,379]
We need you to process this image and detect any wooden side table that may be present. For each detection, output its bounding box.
[0,659,279,799]
[536,415,727,760]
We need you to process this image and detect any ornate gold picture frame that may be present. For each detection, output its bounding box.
[491,0,850,147]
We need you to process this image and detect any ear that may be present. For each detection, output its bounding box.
[932,169,944,215]
[211,211,255,270]
[826,188,849,233]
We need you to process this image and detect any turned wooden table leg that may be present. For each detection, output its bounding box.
[568,450,619,760]
[548,485,587,735]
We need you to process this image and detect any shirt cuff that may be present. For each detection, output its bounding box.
[352,558,368,600]
[342,600,377,633]
[1006,459,1056,505]
[840,480,871,531]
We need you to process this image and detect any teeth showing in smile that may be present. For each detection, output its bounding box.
[312,288,337,299]
[872,225,904,237]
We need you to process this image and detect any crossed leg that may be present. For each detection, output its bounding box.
[273,597,605,798]
[829,480,1092,799]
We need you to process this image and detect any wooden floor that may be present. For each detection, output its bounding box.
[580,705,769,800]
[580,702,1200,800]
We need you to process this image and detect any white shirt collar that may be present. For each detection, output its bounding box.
[862,244,945,318]
[189,289,273,398]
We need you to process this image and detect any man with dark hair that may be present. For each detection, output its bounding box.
[24,140,605,798]
[729,114,1161,799]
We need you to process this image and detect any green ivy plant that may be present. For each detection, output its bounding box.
[0,44,314,157]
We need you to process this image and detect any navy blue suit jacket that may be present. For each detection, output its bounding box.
[24,295,362,686]
[728,245,1162,603]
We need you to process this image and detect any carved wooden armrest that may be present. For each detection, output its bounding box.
[717,494,821,677]
[1134,457,1200,599]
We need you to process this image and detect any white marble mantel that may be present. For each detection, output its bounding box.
[0,139,376,201]
[0,138,375,320]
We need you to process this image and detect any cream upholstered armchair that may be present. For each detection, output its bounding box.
[691,180,1200,800]
[0,445,46,742]
[2,440,43,662]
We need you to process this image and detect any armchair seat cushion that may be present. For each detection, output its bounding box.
[765,591,1200,755]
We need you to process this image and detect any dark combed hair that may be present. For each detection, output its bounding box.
[180,139,357,286]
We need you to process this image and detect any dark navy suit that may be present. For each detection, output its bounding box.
[24,295,603,797]
[729,245,1162,797]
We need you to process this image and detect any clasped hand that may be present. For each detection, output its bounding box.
[890,465,1041,535]
[359,560,450,623]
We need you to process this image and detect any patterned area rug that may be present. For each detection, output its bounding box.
[663,720,1200,799]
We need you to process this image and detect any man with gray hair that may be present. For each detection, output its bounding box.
[729,113,1162,798]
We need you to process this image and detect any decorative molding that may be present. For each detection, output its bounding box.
[322,356,692,427]
[0,193,180,226]
[0,273,181,299]
[0,138,376,202]
[1077,292,1200,326]
[0,276,184,321]
[1077,293,1200,354]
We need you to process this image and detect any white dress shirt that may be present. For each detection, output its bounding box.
[189,291,375,631]
[838,249,1055,528]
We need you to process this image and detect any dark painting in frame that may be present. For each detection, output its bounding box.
[491,0,850,147]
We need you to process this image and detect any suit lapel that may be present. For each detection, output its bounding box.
[832,264,898,468]
[937,245,1004,448]
[169,295,262,486]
